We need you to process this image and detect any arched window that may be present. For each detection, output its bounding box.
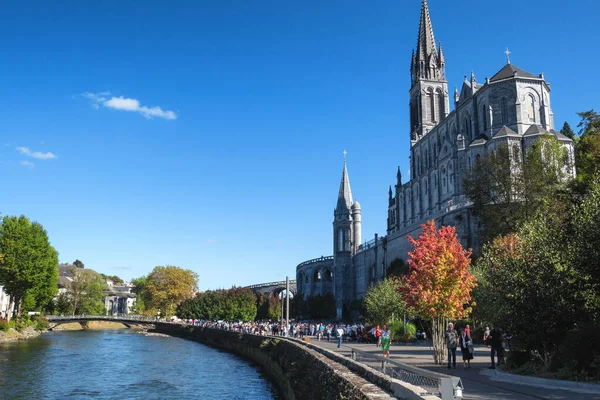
[438,89,445,119]
[482,105,488,131]
[337,229,344,252]
[442,167,447,190]
[425,149,428,169]
[305,274,309,284]
[429,88,436,122]
[527,94,536,122]
[501,98,508,124]
[325,269,333,281]
[464,117,472,141]
[314,270,321,281]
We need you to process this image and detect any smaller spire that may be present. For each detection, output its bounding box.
[454,87,459,103]
[438,42,445,64]
[336,151,353,212]
[397,166,402,184]
[389,185,393,200]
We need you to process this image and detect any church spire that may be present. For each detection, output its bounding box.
[411,0,444,82]
[336,153,353,211]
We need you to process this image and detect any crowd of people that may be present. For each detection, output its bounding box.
[444,322,508,370]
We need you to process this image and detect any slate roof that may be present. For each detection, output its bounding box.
[524,124,547,137]
[493,126,521,138]
[550,129,573,142]
[336,161,353,211]
[470,134,489,147]
[490,64,539,82]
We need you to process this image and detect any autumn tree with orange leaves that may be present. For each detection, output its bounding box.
[399,220,477,365]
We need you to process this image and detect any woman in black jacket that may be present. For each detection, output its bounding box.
[459,328,474,368]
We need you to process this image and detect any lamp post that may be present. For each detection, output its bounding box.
[286,276,290,337]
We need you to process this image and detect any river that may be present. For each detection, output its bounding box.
[0,330,278,399]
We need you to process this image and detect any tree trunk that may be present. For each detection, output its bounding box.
[16,296,22,318]
[431,317,447,365]
[6,296,14,322]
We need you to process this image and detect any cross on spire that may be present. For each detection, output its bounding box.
[343,149,347,162]
[505,47,511,64]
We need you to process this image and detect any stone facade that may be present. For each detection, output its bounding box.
[0,286,13,319]
[296,0,575,318]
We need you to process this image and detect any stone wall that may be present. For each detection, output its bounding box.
[152,324,395,400]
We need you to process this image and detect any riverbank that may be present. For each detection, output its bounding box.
[0,326,43,343]
[52,321,129,331]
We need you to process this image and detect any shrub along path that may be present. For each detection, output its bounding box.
[309,340,600,400]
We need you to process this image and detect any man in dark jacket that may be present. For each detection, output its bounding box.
[489,327,503,369]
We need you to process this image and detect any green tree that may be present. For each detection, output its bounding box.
[463,136,573,241]
[223,288,257,321]
[0,216,59,321]
[73,259,85,269]
[386,257,408,277]
[362,278,409,325]
[55,292,73,315]
[68,267,107,315]
[146,265,198,317]
[130,276,149,314]
[560,121,576,140]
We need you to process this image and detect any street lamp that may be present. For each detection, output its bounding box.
[157,310,161,321]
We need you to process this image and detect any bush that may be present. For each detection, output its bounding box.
[390,320,416,342]
[33,316,49,331]
[550,322,600,381]
[0,321,9,332]
[504,350,531,370]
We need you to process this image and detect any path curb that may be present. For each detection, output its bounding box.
[481,368,600,394]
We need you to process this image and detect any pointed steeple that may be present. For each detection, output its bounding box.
[412,0,443,81]
[438,42,445,65]
[336,156,353,212]
[396,166,402,184]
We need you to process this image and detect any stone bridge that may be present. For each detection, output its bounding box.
[244,280,296,298]
[45,315,159,330]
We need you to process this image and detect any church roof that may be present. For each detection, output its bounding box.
[550,129,574,142]
[336,160,353,211]
[524,124,547,137]
[493,125,520,138]
[490,63,539,82]
[470,134,489,147]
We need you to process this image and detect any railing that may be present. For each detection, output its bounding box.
[244,280,297,290]
[349,348,463,400]
[295,256,334,268]
[46,315,171,323]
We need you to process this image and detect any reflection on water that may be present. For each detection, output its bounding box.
[0,330,277,400]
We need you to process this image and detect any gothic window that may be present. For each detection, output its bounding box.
[425,179,428,194]
[501,98,508,125]
[325,269,333,281]
[305,274,309,284]
[527,94,536,123]
[464,117,472,141]
[314,270,321,281]
[337,229,344,252]
[482,104,488,131]
[442,167,446,191]
[428,88,435,122]
[438,89,445,119]
[417,156,420,176]
[425,149,428,169]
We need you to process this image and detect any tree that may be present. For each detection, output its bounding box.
[399,220,476,365]
[362,278,409,325]
[130,276,149,314]
[560,121,576,140]
[145,265,198,317]
[573,110,600,189]
[73,259,85,269]
[68,267,107,315]
[55,292,74,315]
[0,216,59,321]
[386,258,408,277]
[463,136,573,241]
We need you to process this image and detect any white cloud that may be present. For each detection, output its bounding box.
[16,146,57,160]
[20,161,35,168]
[83,91,177,120]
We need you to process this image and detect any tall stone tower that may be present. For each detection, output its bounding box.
[333,155,360,319]
[409,0,449,143]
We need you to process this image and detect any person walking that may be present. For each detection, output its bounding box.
[445,322,458,369]
[489,327,503,369]
[459,328,473,368]
[381,324,392,358]
[336,326,344,348]
[375,325,382,347]
[483,326,491,347]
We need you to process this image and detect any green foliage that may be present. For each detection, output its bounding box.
[100,274,123,285]
[33,315,49,331]
[55,292,74,315]
[386,258,408,277]
[463,137,573,241]
[130,276,148,314]
[560,121,576,140]
[67,267,107,315]
[0,215,59,320]
[0,321,9,332]
[73,259,84,269]
[362,278,409,325]
[389,320,416,342]
[146,265,198,317]
[177,287,257,321]
[306,293,336,320]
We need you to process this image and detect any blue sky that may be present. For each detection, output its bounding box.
[1,0,598,290]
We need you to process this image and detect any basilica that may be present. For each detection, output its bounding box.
[296,0,575,319]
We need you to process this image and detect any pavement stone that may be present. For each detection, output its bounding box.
[306,338,600,400]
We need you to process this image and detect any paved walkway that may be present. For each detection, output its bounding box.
[307,339,600,400]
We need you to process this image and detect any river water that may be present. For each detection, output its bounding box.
[0,330,278,400]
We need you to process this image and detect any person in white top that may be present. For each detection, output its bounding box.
[336,326,344,348]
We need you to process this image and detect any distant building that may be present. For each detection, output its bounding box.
[0,286,13,319]
[296,0,575,319]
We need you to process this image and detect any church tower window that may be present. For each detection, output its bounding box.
[429,88,436,122]
[501,98,508,124]
[464,117,472,141]
[527,94,536,123]
[438,89,445,120]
